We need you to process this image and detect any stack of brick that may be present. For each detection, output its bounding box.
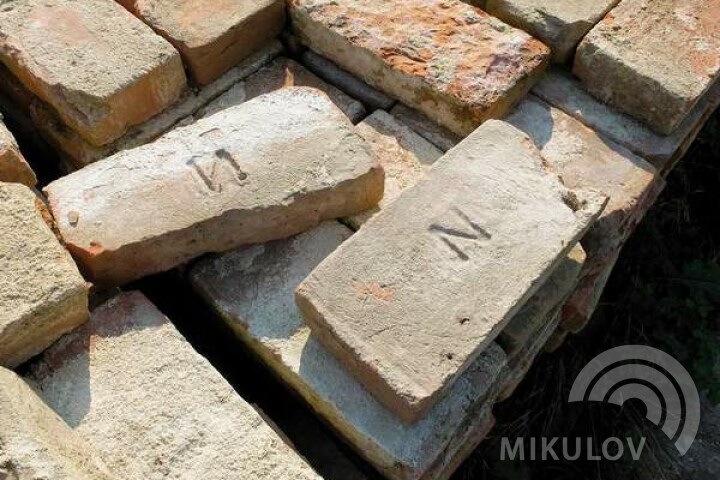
[190,221,506,480]
[0,0,718,477]
[0,84,382,480]
[188,118,607,479]
[338,0,718,348]
[0,0,187,158]
[0,0,292,169]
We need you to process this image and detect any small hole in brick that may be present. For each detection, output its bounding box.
[445,353,454,361]
[459,317,470,325]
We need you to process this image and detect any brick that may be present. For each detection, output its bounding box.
[496,245,586,401]
[289,0,549,136]
[497,308,562,401]
[0,119,35,187]
[574,0,720,135]
[27,292,321,480]
[0,0,187,146]
[3,42,281,169]
[507,96,664,275]
[190,222,505,480]
[560,249,620,333]
[199,57,366,122]
[45,88,383,285]
[533,69,720,173]
[485,0,619,63]
[389,103,463,153]
[295,120,606,422]
[0,183,89,368]
[117,0,285,85]
[498,245,585,360]
[301,50,396,112]
[344,110,443,229]
[0,367,118,480]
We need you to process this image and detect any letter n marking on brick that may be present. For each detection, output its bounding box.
[429,207,491,260]
[188,148,247,193]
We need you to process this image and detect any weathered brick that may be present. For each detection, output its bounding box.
[45,88,383,285]
[507,96,664,275]
[574,0,720,135]
[497,308,562,401]
[389,103,463,153]
[498,245,585,360]
[0,0,187,146]
[295,120,606,422]
[344,110,443,229]
[0,367,118,480]
[0,183,89,369]
[117,0,285,85]
[289,0,549,136]
[198,57,366,122]
[560,249,620,334]
[190,222,505,480]
[301,50,396,112]
[0,119,35,186]
[485,0,620,63]
[533,69,720,173]
[28,292,321,480]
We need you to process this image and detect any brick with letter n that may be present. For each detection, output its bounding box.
[296,120,607,423]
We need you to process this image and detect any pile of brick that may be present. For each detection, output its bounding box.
[0,0,717,478]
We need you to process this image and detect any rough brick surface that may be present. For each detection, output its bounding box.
[507,96,663,274]
[0,119,35,186]
[117,0,285,85]
[27,292,321,480]
[289,0,549,136]
[574,0,720,135]
[199,57,366,122]
[345,110,443,229]
[0,183,88,368]
[389,103,462,152]
[0,0,187,146]
[296,120,606,422]
[485,0,619,63]
[45,88,383,285]
[190,222,505,480]
[0,367,118,480]
[533,69,720,172]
